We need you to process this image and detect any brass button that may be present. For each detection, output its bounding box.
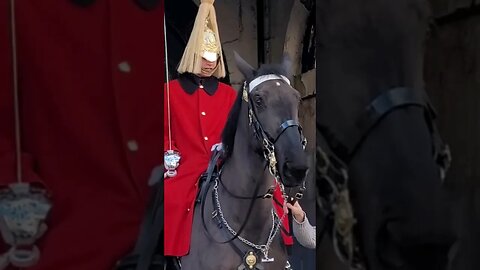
[118,61,131,73]
[127,140,138,152]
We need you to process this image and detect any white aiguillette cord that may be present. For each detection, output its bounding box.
[163,14,180,179]
[164,15,173,152]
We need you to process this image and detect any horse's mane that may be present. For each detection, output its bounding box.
[221,87,243,159]
[221,64,289,159]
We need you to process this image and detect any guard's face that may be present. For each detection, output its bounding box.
[199,57,218,77]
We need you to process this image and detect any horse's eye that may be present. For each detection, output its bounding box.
[254,95,264,107]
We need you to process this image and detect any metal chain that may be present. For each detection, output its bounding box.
[262,138,283,184]
[213,180,285,258]
[317,148,365,269]
[263,209,286,259]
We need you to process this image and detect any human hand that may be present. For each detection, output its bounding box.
[286,201,305,223]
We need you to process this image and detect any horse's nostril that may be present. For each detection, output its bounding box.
[283,162,308,180]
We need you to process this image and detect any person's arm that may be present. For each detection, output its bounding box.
[292,213,316,249]
[287,201,316,249]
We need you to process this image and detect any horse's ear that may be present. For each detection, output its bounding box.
[281,53,292,77]
[234,51,255,80]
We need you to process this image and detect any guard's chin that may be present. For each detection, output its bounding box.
[199,69,214,77]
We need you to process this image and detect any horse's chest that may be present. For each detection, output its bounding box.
[203,258,284,270]
[184,245,285,270]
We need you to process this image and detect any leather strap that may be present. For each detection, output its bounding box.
[197,149,223,205]
[343,87,426,161]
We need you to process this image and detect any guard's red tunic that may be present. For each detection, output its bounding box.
[0,1,164,269]
[163,79,237,256]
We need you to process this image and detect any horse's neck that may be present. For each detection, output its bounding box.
[317,37,426,144]
[318,0,428,131]
[223,101,275,195]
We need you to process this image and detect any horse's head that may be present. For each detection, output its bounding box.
[231,52,308,189]
[316,1,456,269]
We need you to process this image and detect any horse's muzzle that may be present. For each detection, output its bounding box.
[282,162,308,185]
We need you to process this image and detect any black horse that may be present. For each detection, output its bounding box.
[315,0,456,269]
[180,53,309,270]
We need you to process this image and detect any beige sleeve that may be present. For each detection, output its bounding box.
[292,214,316,249]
